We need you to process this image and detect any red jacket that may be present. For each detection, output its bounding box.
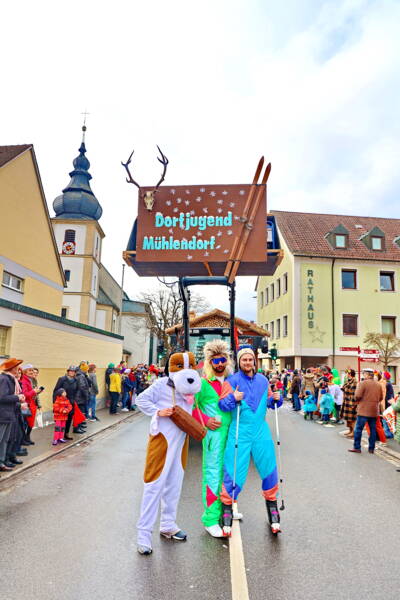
[53,396,73,421]
[21,374,37,428]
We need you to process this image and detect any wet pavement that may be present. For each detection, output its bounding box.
[1,404,399,600]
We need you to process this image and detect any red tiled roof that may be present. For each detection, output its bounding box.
[0,145,32,168]
[271,210,400,261]
[166,308,269,336]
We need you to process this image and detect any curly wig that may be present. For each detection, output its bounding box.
[203,339,234,379]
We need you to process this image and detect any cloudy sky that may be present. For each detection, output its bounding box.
[3,0,400,320]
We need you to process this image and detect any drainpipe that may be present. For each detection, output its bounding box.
[331,258,336,368]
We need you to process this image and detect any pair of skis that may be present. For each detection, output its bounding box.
[224,157,271,283]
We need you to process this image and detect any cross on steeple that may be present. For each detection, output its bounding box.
[81,110,90,142]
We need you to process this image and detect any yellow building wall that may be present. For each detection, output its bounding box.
[0,149,64,314]
[9,320,122,414]
[257,236,293,350]
[23,277,63,315]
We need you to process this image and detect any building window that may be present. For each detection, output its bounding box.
[2,271,24,292]
[380,271,394,291]
[382,316,396,335]
[276,319,281,338]
[0,326,8,356]
[61,307,68,318]
[277,279,281,298]
[283,315,288,337]
[335,234,348,248]
[270,284,275,302]
[283,273,288,294]
[265,324,268,331]
[260,291,264,307]
[64,229,76,242]
[64,270,71,283]
[342,269,357,289]
[343,314,358,336]
[93,274,97,292]
[371,236,383,251]
[265,288,269,305]
[270,321,274,339]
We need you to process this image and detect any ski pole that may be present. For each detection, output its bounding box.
[232,399,241,515]
[273,403,285,510]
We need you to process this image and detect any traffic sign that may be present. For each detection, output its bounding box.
[340,347,359,352]
[360,357,380,363]
[362,349,380,355]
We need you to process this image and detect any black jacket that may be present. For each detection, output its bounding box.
[74,370,91,405]
[0,373,20,424]
[53,375,78,403]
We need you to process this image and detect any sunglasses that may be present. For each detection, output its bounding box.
[211,357,227,365]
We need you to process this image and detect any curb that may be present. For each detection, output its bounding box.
[0,411,141,484]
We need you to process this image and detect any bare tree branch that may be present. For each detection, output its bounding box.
[363,332,400,369]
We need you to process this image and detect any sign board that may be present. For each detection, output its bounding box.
[362,349,380,355]
[360,357,380,363]
[340,346,359,352]
[133,184,267,276]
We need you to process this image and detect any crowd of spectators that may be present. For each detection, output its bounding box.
[268,365,400,465]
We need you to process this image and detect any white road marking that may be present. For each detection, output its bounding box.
[229,520,250,600]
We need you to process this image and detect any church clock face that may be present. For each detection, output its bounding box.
[62,241,76,255]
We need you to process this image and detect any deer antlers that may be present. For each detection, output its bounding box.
[121,146,169,194]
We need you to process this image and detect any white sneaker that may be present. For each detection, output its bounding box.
[205,524,224,538]
[233,509,243,520]
[121,408,129,412]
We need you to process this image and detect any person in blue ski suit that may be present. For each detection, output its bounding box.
[218,345,282,534]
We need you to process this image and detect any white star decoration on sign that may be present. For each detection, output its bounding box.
[185,190,190,195]
[223,249,229,254]
[239,190,245,195]
[202,207,208,213]
[210,191,216,197]
[200,188,205,193]
[229,202,235,207]
[216,245,221,249]
[217,199,223,205]
[190,210,195,215]
[204,251,209,257]
[173,207,178,213]
[170,189,176,194]
[222,190,228,195]
[227,230,233,235]
[217,208,223,213]
[217,231,222,237]
[197,231,203,236]
[166,200,171,206]
[176,198,182,204]
[169,228,174,234]
[234,215,240,220]
[184,199,190,205]
[195,196,202,202]
[187,255,193,260]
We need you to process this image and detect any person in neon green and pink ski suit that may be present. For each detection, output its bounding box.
[193,339,233,538]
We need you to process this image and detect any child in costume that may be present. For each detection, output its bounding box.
[219,346,282,535]
[52,389,72,445]
[135,351,201,555]
[193,339,233,538]
[318,389,333,425]
[303,390,317,420]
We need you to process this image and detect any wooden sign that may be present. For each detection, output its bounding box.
[132,183,267,277]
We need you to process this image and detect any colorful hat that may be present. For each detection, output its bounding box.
[383,371,391,380]
[0,358,23,371]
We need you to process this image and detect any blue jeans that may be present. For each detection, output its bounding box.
[354,416,377,451]
[122,390,131,409]
[292,393,301,410]
[88,394,97,418]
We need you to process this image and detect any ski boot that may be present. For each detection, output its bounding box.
[221,503,233,537]
[266,500,281,535]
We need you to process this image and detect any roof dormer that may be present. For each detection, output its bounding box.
[325,224,349,249]
[359,225,385,251]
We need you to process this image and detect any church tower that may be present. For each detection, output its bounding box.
[51,125,105,326]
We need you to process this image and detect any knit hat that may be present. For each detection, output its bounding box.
[108,363,115,368]
[79,362,89,372]
[22,363,34,371]
[56,388,66,396]
[237,345,256,366]
[67,365,78,372]
[383,371,391,380]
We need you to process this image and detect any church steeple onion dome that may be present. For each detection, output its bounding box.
[53,128,102,220]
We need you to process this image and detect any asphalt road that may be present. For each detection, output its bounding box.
[1,405,399,600]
